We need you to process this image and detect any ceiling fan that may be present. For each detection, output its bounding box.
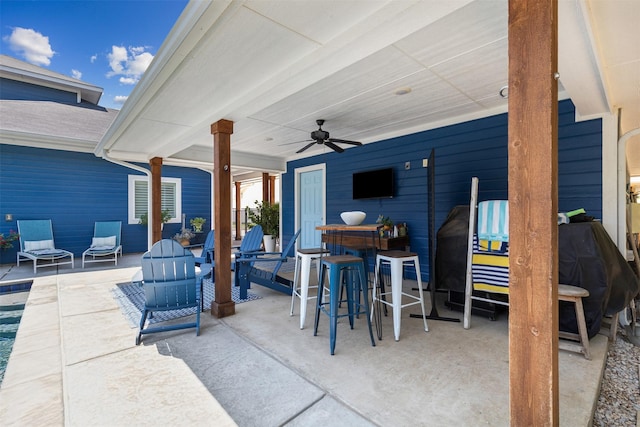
[295,119,363,154]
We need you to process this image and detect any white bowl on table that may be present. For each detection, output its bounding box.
[340,211,366,225]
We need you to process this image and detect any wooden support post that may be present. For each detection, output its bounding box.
[508,1,559,425]
[235,181,242,240]
[262,172,270,203]
[211,119,235,318]
[269,175,276,204]
[150,157,163,244]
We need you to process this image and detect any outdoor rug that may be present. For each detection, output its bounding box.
[111,278,262,328]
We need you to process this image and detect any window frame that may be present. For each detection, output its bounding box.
[127,175,182,225]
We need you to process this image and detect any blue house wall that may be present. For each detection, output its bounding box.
[0,144,211,264]
[282,99,602,282]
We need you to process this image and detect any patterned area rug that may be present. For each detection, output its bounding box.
[111,278,261,328]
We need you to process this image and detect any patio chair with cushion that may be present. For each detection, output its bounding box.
[137,239,200,345]
[17,219,74,274]
[82,221,122,268]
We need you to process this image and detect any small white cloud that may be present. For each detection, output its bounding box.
[106,45,154,85]
[71,69,82,79]
[90,54,97,63]
[114,95,128,105]
[119,77,137,85]
[130,46,147,55]
[3,27,55,66]
[107,45,128,75]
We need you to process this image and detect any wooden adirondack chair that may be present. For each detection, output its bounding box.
[235,229,301,299]
[137,239,200,345]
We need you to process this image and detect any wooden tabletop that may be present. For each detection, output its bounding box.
[316,224,382,232]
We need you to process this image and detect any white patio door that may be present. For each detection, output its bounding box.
[296,164,325,249]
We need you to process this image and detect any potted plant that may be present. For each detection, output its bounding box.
[0,230,19,250]
[247,200,279,251]
[190,217,207,233]
[173,228,195,246]
[376,215,394,237]
[139,209,172,228]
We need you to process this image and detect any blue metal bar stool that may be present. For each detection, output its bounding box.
[314,254,376,355]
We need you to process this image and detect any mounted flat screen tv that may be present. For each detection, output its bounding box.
[352,167,394,199]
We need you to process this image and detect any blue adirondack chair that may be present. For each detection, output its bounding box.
[137,239,200,345]
[235,229,301,299]
[194,230,214,265]
[234,225,264,262]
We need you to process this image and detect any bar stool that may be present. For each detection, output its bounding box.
[314,255,376,355]
[290,247,329,329]
[558,284,591,360]
[371,250,428,341]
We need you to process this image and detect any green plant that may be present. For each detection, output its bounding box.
[247,200,279,236]
[139,209,172,226]
[376,214,393,229]
[0,230,19,250]
[174,228,195,241]
[190,217,206,232]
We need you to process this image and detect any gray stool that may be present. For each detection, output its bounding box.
[558,284,591,360]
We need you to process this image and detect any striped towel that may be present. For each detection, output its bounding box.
[472,234,510,294]
[477,200,509,242]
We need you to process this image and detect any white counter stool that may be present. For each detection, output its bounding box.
[558,284,591,360]
[371,250,428,341]
[290,247,330,329]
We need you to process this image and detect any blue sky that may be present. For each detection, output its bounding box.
[1,0,188,110]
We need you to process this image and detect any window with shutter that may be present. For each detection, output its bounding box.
[128,175,182,224]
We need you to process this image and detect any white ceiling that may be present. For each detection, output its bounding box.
[96,0,640,179]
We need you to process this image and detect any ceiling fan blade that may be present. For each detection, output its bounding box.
[324,141,344,153]
[279,139,312,146]
[296,141,317,153]
[329,138,362,146]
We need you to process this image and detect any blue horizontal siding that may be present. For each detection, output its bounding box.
[1,79,77,103]
[282,99,602,282]
[0,145,211,264]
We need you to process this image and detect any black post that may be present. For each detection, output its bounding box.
[411,148,460,322]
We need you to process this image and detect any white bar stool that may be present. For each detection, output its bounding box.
[371,250,428,341]
[290,247,329,329]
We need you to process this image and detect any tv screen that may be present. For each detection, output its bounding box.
[352,167,394,199]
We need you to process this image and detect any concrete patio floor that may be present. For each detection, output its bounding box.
[0,252,609,426]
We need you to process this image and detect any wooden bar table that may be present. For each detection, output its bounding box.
[316,223,384,337]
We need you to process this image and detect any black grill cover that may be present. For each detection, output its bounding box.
[436,206,639,339]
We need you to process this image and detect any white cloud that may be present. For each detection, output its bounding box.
[119,77,137,85]
[3,27,55,66]
[106,45,153,85]
[90,54,97,63]
[114,95,128,105]
[71,69,82,79]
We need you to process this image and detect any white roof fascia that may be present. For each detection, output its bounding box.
[0,129,96,153]
[0,64,103,104]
